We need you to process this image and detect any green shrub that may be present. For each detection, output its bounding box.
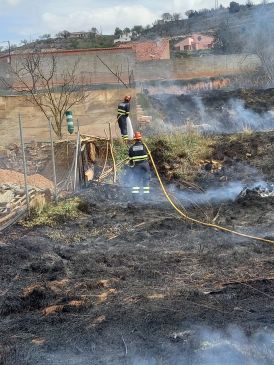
[113,139,128,162]
[22,197,82,228]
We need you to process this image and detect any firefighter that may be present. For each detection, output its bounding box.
[128,131,150,196]
[117,95,131,142]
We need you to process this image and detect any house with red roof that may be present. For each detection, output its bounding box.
[175,34,214,51]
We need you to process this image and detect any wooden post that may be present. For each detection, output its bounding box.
[108,122,116,183]
[73,131,80,192]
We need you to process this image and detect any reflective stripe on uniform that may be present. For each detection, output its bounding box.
[132,187,140,194]
[122,135,128,140]
[143,187,150,193]
[130,155,148,161]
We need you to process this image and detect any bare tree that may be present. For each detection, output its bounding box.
[241,21,274,86]
[172,13,181,21]
[96,55,133,88]
[11,52,88,138]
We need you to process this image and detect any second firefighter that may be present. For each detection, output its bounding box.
[128,131,150,195]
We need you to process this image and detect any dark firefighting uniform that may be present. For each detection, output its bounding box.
[128,141,150,194]
[117,101,130,141]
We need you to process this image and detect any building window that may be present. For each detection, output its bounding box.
[198,36,202,41]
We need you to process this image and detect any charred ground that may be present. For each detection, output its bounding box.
[1,132,274,365]
[146,88,274,129]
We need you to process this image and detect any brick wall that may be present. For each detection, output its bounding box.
[0,49,259,90]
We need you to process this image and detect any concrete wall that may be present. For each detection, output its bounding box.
[135,54,260,81]
[0,88,136,146]
[0,51,260,90]
[0,48,136,89]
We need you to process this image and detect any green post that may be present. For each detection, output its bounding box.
[65,111,74,134]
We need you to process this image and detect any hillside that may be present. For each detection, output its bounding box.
[145,2,274,39]
[6,34,115,53]
[6,2,274,54]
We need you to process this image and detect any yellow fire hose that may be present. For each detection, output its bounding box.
[143,141,274,245]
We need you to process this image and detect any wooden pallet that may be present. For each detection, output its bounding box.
[0,189,40,231]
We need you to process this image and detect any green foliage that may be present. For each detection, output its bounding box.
[22,198,82,228]
[123,27,131,34]
[69,39,79,49]
[172,50,192,58]
[213,21,244,53]
[229,1,241,13]
[113,139,128,162]
[114,27,123,37]
[185,10,199,18]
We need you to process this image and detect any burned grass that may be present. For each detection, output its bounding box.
[0,181,274,364]
[1,131,274,364]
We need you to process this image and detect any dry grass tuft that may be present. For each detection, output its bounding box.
[42,304,64,316]
[22,197,82,228]
[147,131,214,181]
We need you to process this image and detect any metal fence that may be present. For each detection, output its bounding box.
[0,114,79,231]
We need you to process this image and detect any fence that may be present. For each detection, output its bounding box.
[0,113,115,231]
[0,114,78,231]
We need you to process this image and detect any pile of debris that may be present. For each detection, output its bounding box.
[0,169,53,228]
[0,169,53,190]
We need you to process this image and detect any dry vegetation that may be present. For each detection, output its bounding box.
[21,197,82,228]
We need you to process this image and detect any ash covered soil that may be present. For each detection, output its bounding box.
[1,133,274,364]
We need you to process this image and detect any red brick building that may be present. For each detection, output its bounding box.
[119,38,170,61]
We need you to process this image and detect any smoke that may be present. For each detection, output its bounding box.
[192,326,274,365]
[243,6,274,86]
[149,93,274,135]
[169,177,273,207]
[224,99,274,132]
[29,326,274,364]
[130,326,274,365]
[170,181,244,206]
[119,163,269,207]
